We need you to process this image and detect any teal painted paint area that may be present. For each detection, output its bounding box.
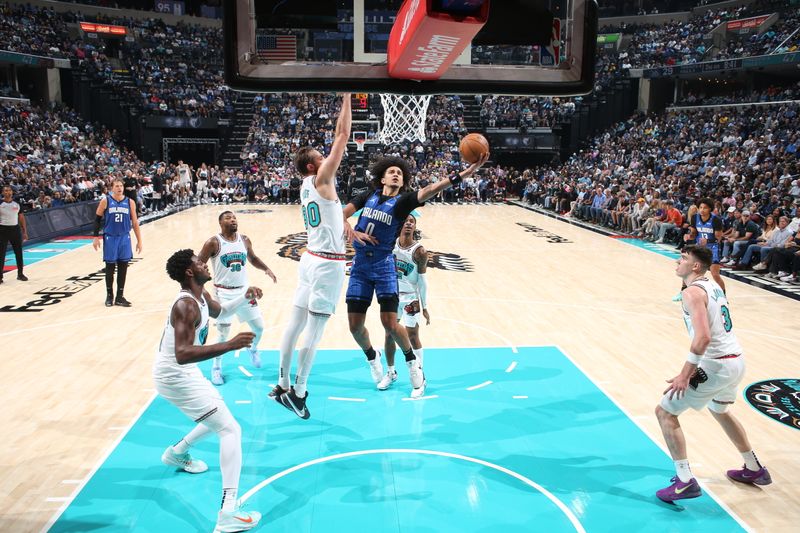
[616,238,682,260]
[50,347,745,532]
[3,238,92,268]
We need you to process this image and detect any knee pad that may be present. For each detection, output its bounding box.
[378,294,399,313]
[347,299,371,314]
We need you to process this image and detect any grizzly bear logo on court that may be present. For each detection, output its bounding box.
[275,232,473,273]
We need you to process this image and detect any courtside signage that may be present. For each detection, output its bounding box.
[1,260,138,313]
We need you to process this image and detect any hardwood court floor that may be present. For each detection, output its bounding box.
[1,203,797,532]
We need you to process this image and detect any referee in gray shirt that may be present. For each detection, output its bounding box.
[1,185,28,283]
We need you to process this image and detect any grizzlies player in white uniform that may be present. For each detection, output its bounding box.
[154,249,262,531]
[272,93,351,420]
[199,211,277,385]
[379,214,430,397]
[655,245,771,503]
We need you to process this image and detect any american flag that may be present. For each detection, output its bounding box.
[256,34,297,61]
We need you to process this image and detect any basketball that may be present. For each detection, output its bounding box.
[459,133,490,164]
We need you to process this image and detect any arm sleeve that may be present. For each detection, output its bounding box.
[417,273,427,309]
[93,215,103,236]
[394,191,424,222]
[348,190,372,212]
[218,293,248,318]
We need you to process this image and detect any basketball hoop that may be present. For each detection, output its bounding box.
[378,93,432,144]
[355,139,366,152]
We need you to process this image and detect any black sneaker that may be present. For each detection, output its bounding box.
[17,273,28,281]
[114,296,132,307]
[105,294,114,307]
[268,384,288,398]
[278,388,310,420]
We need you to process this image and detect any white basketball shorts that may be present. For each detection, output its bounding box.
[293,252,346,315]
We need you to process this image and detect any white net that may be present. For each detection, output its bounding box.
[378,93,432,144]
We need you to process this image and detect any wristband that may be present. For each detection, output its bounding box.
[687,352,702,365]
[449,174,462,186]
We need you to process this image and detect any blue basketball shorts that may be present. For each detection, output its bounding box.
[103,234,132,263]
[346,254,398,303]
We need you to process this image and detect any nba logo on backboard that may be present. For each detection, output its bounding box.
[540,19,561,67]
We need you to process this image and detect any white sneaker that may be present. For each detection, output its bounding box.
[215,509,261,532]
[211,368,224,386]
[654,239,664,244]
[161,446,208,474]
[410,378,427,399]
[407,359,424,389]
[248,349,261,369]
[377,370,398,390]
[780,274,795,282]
[777,271,789,279]
[368,352,384,385]
[752,262,768,271]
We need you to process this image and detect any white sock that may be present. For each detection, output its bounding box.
[278,306,308,389]
[173,423,213,454]
[387,365,395,375]
[221,487,238,513]
[413,348,424,368]
[294,313,329,398]
[173,438,190,455]
[674,459,693,483]
[741,450,761,471]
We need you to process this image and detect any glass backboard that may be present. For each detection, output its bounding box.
[224,0,598,96]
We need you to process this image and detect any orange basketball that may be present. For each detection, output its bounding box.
[459,133,490,164]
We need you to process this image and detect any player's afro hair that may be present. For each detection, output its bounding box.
[369,156,412,192]
[166,248,195,283]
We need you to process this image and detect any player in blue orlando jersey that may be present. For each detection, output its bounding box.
[342,152,488,397]
[684,197,725,294]
[93,178,143,307]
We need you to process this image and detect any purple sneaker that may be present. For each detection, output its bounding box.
[727,465,772,486]
[656,476,702,503]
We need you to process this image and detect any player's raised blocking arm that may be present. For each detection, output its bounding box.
[316,94,352,187]
[417,152,489,203]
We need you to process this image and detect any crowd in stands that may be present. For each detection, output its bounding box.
[0,2,77,58]
[0,2,233,117]
[610,2,798,69]
[3,0,800,123]
[523,95,800,282]
[678,82,800,106]
[478,95,576,130]
[81,17,233,117]
[232,92,529,204]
